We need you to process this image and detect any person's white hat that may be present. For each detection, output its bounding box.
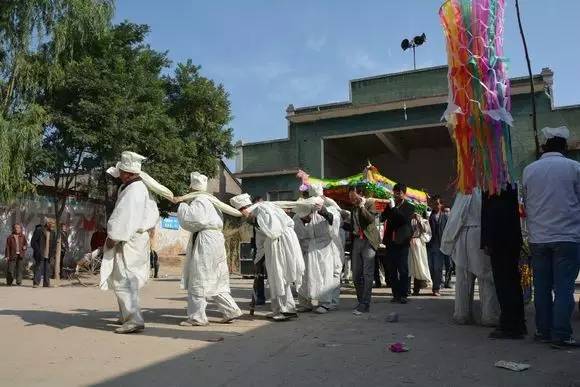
[308,184,324,198]
[295,201,313,218]
[189,172,208,191]
[106,151,146,178]
[230,193,252,210]
[541,126,570,141]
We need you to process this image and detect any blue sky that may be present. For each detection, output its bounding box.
[115,0,579,146]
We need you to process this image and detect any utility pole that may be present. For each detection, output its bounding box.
[515,0,540,159]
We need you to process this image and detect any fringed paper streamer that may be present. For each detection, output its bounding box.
[440,0,515,195]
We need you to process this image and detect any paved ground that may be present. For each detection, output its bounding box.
[1,272,579,387]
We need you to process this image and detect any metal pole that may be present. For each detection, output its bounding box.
[515,0,540,159]
[412,45,416,70]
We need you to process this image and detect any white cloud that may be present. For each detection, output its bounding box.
[306,35,327,52]
[344,51,380,72]
[210,61,292,83]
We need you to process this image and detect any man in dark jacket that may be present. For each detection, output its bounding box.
[381,183,415,304]
[349,187,381,315]
[427,195,449,296]
[30,224,43,286]
[34,219,59,288]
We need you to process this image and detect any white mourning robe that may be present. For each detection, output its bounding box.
[440,189,500,326]
[177,195,241,323]
[409,218,432,285]
[294,211,335,306]
[100,180,159,325]
[178,196,230,296]
[252,202,305,313]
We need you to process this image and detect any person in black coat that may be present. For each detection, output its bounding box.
[30,224,43,286]
[380,183,415,304]
[427,195,449,296]
[481,184,526,340]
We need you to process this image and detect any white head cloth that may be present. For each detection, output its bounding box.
[189,172,208,191]
[295,201,313,218]
[106,151,174,200]
[541,126,570,141]
[230,193,252,210]
[308,184,324,197]
[106,151,146,177]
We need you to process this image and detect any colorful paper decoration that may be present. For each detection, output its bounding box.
[297,165,429,212]
[440,0,515,195]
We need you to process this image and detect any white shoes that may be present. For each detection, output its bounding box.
[180,319,210,327]
[115,323,145,334]
[220,309,243,324]
[314,306,329,314]
[271,313,289,321]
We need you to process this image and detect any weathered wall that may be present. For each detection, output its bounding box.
[240,67,580,199]
[0,196,107,266]
[351,66,448,105]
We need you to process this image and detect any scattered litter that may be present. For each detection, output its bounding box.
[494,361,530,372]
[318,343,343,348]
[389,342,409,353]
[386,312,399,323]
[405,334,415,339]
[205,337,225,343]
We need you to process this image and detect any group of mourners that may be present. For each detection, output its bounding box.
[52,125,580,349]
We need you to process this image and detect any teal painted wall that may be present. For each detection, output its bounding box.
[242,174,299,200]
[241,70,580,196]
[351,67,449,105]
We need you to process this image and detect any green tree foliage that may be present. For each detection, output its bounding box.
[0,0,113,202]
[27,22,235,218]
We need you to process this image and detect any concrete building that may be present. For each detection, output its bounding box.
[236,66,580,203]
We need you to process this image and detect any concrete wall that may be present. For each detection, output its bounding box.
[206,162,242,201]
[351,66,448,105]
[0,196,107,266]
[240,68,580,199]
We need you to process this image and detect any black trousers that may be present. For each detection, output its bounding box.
[254,258,266,304]
[374,256,383,287]
[386,245,410,300]
[490,247,526,334]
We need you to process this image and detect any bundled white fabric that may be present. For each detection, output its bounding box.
[252,202,305,297]
[177,195,231,296]
[294,211,335,305]
[139,171,174,201]
[440,189,499,325]
[409,218,432,285]
[100,180,159,290]
[181,191,242,217]
[440,189,492,279]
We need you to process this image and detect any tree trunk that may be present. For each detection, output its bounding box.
[515,0,540,159]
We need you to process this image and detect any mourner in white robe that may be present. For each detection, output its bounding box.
[231,194,305,321]
[294,198,336,314]
[177,172,242,326]
[409,215,432,293]
[440,189,500,326]
[100,151,160,334]
[308,185,344,309]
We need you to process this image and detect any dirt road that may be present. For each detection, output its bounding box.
[1,274,579,387]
